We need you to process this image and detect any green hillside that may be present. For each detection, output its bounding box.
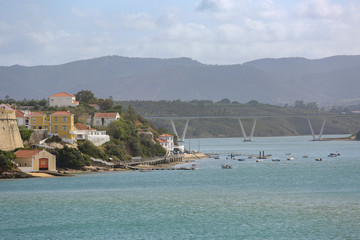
[117,100,360,138]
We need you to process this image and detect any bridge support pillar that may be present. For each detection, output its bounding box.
[238,118,257,142]
[170,119,189,143]
[307,118,326,141]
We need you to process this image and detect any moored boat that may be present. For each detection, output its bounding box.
[221,164,232,169]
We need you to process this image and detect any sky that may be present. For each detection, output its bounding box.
[0,0,360,66]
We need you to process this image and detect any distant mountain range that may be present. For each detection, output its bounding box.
[1,55,360,106]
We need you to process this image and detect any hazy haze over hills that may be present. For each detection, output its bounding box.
[1,55,360,106]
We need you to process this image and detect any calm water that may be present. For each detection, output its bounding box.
[1,135,360,239]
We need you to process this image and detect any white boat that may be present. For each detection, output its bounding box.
[287,157,294,160]
[221,164,232,169]
[256,159,264,162]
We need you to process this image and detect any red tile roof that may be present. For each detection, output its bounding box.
[30,112,46,116]
[94,113,119,119]
[159,134,173,137]
[15,110,25,118]
[74,123,94,130]
[15,150,42,158]
[51,111,73,116]
[157,138,168,143]
[50,92,75,97]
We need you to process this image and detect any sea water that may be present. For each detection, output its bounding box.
[1,135,360,239]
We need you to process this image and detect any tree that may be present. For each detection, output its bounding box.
[247,100,259,106]
[98,98,113,110]
[0,151,15,172]
[217,98,231,104]
[18,126,33,142]
[107,120,131,141]
[50,146,90,169]
[76,90,95,104]
[77,140,106,159]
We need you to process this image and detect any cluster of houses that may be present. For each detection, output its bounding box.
[1,91,179,173]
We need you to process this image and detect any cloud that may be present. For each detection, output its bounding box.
[121,13,156,30]
[294,0,343,18]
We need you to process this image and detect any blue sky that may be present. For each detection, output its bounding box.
[0,0,359,66]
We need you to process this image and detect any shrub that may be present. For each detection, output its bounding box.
[77,140,106,159]
[50,146,91,169]
[0,151,15,172]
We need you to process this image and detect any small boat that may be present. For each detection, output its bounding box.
[287,157,294,161]
[303,155,309,158]
[238,158,245,161]
[328,152,340,157]
[256,159,264,162]
[191,164,198,170]
[221,164,232,169]
[315,157,322,161]
[140,169,153,172]
[272,159,280,162]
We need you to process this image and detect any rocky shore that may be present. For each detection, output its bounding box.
[0,168,34,179]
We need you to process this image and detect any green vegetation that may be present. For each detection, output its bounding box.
[116,99,360,138]
[18,126,33,142]
[49,146,91,169]
[0,151,15,172]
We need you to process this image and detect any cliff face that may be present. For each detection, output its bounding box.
[0,109,24,151]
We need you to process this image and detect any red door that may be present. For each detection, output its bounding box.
[39,158,48,170]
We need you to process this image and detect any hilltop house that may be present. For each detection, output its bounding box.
[48,92,79,107]
[73,123,110,146]
[14,149,56,173]
[93,112,120,127]
[29,111,76,143]
[157,134,174,153]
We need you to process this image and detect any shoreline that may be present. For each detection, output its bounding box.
[24,152,209,178]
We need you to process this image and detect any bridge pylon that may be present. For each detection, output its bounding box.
[307,118,326,141]
[170,119,189,143]
[238,118,257,142]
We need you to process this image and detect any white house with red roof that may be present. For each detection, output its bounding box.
[73,123,110,146]
[48,92,79,107]
[157,134,174,153]
[93,112,120,126]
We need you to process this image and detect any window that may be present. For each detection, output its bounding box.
[62,126,67,131]
[62,117,66,122]
[33,126,36,130]
[54,126,58,131]
[45,126,48,130]
[54,117,58,122]
[32,118,36,123]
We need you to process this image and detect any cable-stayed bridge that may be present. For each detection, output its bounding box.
[145,114,359,142]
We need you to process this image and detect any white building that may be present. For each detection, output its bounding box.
[48,92,79,107]
[15,110,30,129]
[157,134,174,153]
[73,123,110,146]
[93,112,120,126]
